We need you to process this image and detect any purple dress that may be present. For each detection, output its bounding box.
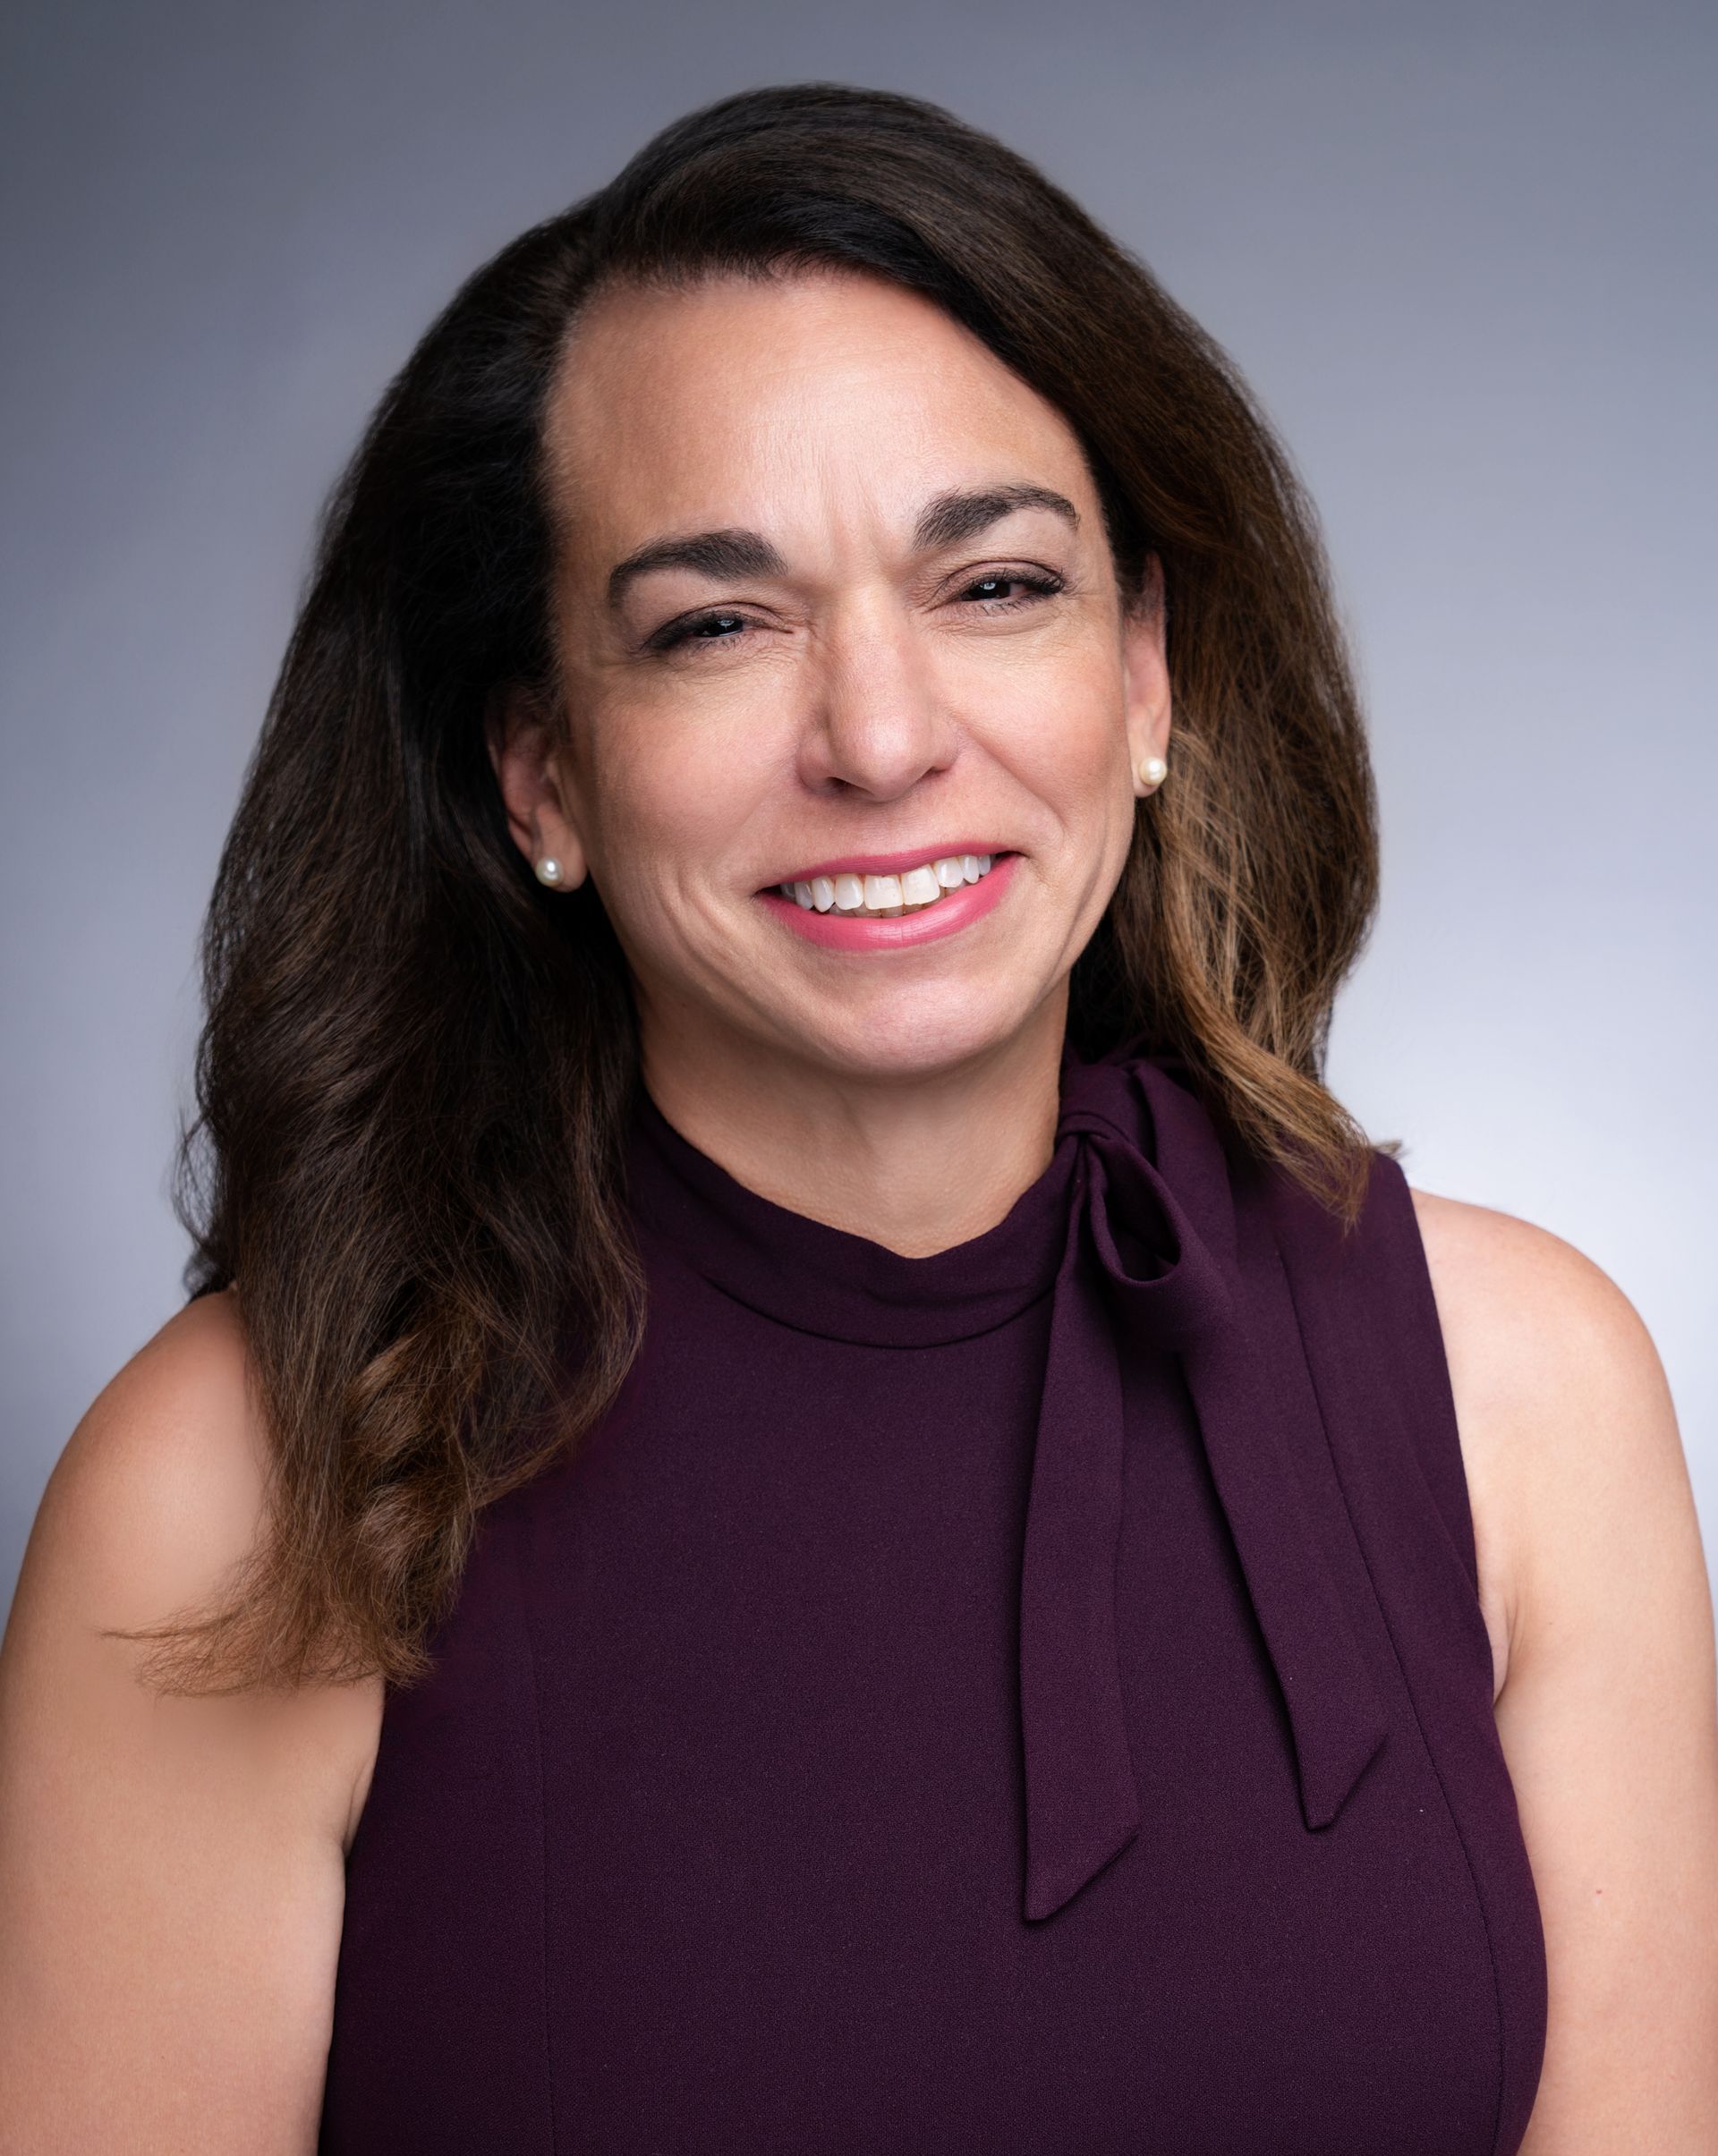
[319,1038,1547,2152]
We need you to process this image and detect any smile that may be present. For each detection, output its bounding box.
[775,853,998,918]
[756,850,1019,952]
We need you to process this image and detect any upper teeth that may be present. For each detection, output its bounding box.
[778,853,997,916]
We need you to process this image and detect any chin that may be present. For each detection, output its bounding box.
[774,978,1056,1083]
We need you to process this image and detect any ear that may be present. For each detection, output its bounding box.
[485,683,590,890]
[1119,552,1172,785]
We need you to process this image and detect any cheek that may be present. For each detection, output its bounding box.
[579,700,778,913]
[987,643,1129,804]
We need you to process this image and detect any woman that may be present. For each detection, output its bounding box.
[3,81,1714,2152]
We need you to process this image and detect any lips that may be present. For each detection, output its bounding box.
[757,848,1019,951]
[757,844,1013,890]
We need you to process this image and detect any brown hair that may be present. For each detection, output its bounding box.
[131,81,1380,1694]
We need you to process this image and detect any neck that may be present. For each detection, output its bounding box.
[635,996,1068,1259]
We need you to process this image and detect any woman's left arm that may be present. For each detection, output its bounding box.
[1415,1191,1718,2153]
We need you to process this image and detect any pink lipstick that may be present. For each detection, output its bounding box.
[757,851,1019,952]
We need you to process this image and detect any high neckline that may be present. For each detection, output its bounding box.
[624,1055,1088,1350]
[621,1031,1391,1923]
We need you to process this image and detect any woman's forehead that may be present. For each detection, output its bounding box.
[540,271,1095,565]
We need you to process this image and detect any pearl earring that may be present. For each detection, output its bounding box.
[1136,753,1169,794]
[534,856,564,887]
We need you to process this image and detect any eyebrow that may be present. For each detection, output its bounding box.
[603,481,1081,613]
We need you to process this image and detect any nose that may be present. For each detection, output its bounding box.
[796,595,958,802]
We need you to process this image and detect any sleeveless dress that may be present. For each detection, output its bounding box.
[319,1037,1547,2153]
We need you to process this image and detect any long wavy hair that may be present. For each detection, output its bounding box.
[132,81,1381,1694]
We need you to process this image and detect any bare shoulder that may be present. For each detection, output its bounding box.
[20,1287,274,1626]
[13,1286,378,1738]
[0,1289,383,2151]
[1408,1188,1687,1668]
[1406,1183,1663,1412]
[1408,1187,1718,2148]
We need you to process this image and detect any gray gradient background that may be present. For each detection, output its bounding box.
[2,0,1713,1625]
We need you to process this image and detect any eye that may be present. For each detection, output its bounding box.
[954,569,1067,612]
[642,568,1067,658]
[644,607,758,656]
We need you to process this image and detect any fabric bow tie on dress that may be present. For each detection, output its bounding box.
[1017,1047,1391,1921]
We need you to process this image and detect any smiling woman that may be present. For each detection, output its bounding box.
[3,80,1715,2156]
[491,265,1187,1134]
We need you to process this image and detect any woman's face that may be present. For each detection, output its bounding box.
[498,267,1170,1088]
